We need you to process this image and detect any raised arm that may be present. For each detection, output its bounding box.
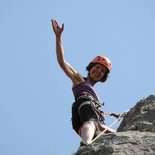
[51,19,84,86]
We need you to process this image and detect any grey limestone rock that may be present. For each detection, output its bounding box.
[117,95,155,132]
[73,95,155,155]
[76,131,155,155]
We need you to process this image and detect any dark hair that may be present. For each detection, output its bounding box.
[86,63,109,82]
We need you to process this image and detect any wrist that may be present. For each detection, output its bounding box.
[55,33,62,38]
[56,35,62,42]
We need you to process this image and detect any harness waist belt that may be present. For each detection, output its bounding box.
[78,101,91,114]
[77,100,101,115]
[77,95,102,108]
[76,94,94,102]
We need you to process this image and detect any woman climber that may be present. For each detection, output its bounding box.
[51,19,120,145]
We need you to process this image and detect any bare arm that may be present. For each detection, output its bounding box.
[51,19,84,85]
[103,112,122,119]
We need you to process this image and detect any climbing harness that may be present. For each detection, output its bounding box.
[77,94,104,109]
[71,94,104,134]
[77,94,105,124]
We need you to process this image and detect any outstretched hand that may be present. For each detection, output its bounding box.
[111,113,122,119]
[51,19,64,37]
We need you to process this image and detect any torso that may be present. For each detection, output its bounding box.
[72,78,100,102]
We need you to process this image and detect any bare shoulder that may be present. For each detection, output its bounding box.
[72,72,85,87]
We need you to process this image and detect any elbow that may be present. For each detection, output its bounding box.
[57,58,65,67]
[57,59,66,69]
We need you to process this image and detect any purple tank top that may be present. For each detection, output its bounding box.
[72,79,100,102]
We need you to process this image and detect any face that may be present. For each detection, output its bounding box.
[89,64,107,82]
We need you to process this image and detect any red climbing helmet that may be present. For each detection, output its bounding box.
[90,56,112,72]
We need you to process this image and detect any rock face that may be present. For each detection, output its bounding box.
[76,131,155,155]
[74,95,155,155]
[117,95,155,132]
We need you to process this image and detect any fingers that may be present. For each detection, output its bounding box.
[62,23,64,31]
[51,19,64,30]
[51,19,55,31]
[53,19,59,27]
[51,19,58,29]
